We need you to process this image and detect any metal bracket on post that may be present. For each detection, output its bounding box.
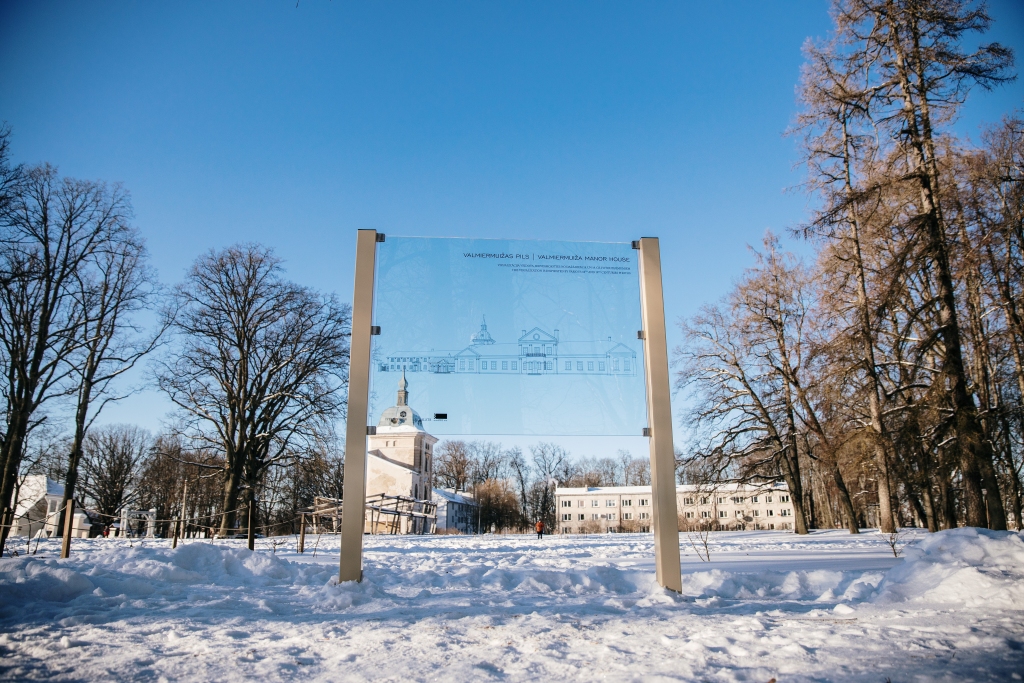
[637,236,683,593]
[339,229,379,583]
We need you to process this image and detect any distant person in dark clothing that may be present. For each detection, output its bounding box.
[535,520,544,539]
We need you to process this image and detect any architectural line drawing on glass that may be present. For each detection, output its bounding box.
[379,317,637,377]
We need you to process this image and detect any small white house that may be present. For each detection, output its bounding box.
[432,488,478,534]
[10,475,91,538]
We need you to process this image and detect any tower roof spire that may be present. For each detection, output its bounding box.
[397,369,408,406]
[470,315,496,345]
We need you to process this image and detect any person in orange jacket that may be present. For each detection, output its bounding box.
[535,519,544,539]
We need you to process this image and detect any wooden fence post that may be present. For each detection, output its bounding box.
[60,499,75,559]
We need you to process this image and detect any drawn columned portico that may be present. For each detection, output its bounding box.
[380,317,637,377]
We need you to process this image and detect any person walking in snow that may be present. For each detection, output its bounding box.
[535,520,544,539]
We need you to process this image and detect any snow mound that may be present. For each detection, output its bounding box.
[4,529,1023,620]
[77,542,328,591]
[680,567,881,603]
[0,542,336,615]
[0,559,95,605]
[872,528,1024,608]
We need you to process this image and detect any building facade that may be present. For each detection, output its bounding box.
[432,488,479,534]
[10,475,92,538]
[364,373,438,533]
[380,317,637,377]
[555,483,795,534]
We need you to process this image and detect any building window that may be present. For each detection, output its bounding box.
[592,514,599,520]
[460,360,466,370]
[490,361,496,370]
[565,360,571,370]
[598,361,605,371]
[578,500,584,507]
[685,511,694,519]
[732,497,744,504]
[767,510,774,517]
[623,512,633,520]
[587,361,594,371]
[639,498,649,506]
[606,500,616,507]
[781,509,791,516]
[735,510,743,518]
[717,497,725,504]
[622,499,632,507]
[751,496,758,503]
[702,511,711,518]
[683,497,694,505]
[578,514,585,521]
[767,496,773,503]
[607,513,616,521]
[561,500,572,508]
[613,359,619,371]
[719,511,727,518]
[544,361,552,370]
[468,360,475,370]
[545,345,552,354]
[502,361,508,370]
[639,512,650,520]
[577,361,583,371]
[623,360,630,371]
[753,510,760,517]
[700,496,709,505]
[780,495,790,503]
[562,513,571,521]
[511,361,518,370]
[592,500,599,507]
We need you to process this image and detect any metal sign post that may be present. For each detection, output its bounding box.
[338,229,379,583]
[637,236,683,593]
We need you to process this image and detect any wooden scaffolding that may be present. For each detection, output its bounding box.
[306,494,437,535]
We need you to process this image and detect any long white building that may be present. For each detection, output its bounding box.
[555,483,795,534]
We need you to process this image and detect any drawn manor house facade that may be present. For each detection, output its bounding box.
[380,317,637,377]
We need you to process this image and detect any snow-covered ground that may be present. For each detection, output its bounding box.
[2,528,1022,682]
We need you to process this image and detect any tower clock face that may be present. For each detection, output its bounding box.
[400,411,407,418]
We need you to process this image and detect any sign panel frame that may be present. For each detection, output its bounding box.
[338,230,681,592]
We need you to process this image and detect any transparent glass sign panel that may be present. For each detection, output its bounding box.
[370,237,647,436]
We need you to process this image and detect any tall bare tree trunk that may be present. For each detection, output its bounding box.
[888,16,1006,530]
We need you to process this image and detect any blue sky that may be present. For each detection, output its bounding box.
[1,1,1022,457]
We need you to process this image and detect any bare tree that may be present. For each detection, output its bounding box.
[804,0,1014,528]
[57,218,163,538]
[0,162,128,550]
[507,446,532,529]
[434,440,472,492]
[0,124,22,217]
[78,424,149,520]
[620,450,651,486]
[530,442,567,530]
[156,244,350,548]
[676,238,813,533]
